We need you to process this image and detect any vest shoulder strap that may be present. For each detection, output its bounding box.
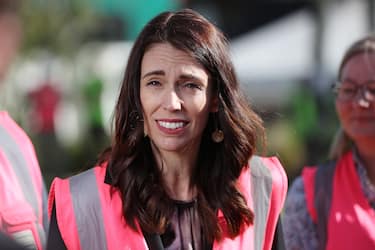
[250,155,288,250]
[49,167,110,250]
[314,160,336,250]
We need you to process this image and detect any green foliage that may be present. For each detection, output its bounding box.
[19,0,100,55]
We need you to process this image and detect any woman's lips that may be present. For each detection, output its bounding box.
[156,119,188,134]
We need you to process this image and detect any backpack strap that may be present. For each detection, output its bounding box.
[271,217,286,250]
[314,160,336,250]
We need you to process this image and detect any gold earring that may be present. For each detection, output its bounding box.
[211,113,224,143]
[212,129,224,143]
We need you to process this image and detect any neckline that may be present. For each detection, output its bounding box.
[170,198,197,208]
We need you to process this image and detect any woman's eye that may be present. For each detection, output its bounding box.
[146,80,161,86]
[341,87,356,93]
[184,82,202,90]
[339,83,356,94]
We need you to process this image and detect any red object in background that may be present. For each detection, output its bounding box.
[28,83,60,134]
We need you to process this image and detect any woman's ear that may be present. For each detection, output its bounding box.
[210,96,219,112]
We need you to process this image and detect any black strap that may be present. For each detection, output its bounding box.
[141,229,164,250]
[271,217,286,250]
[46,202,67,250]
[314,161,336,250]
[0,232,28,250]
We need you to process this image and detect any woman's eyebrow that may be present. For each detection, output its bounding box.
[142,70,165,79]
[179,74,204,82]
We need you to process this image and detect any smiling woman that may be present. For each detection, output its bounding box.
[46,8,287,250]
[140,43,215,158]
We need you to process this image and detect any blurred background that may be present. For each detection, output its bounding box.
[0,0,372,187]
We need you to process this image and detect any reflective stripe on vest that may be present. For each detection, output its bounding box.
[69,169,108,250]
[50,166,147,250]
[0,113,46,249]
[51,155,287,250]
[251,156,274,250]
[251,156,288,250]
[0,126,40,218]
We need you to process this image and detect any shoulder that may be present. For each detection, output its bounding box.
[0,112,31,143]
[284,175,310,221]
[248,155,288,217]
[284,165,320,223]
[285,176,306,209]
[250,156,285,178]
[247,156,288,249]
[0,112,37,164]
[48,165,108,217]
[0,111,15,128]
[249,155,288,196]
[47,164,125,249]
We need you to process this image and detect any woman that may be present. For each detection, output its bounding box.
[283,35,375,250]
[47,9,287,250]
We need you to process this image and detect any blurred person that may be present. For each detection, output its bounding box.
[27,82,63,187]
[283,35,375,249]
[47,8,288,250]
[0,0,48,249]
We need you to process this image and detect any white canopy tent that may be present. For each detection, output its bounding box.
[230,0,368,106]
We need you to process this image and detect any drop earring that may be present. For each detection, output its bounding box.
[211,112,224,143]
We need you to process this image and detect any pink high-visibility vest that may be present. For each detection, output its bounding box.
[303,151,375,250]
[0,111,48,250]
[49,156,287,250]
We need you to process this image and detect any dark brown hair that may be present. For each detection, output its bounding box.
[103,8,265,242]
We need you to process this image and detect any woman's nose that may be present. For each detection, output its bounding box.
[355,89,371,108]
[162,89,182,111]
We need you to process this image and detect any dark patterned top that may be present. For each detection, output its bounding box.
[282,151,375,250]
[162,199,211,250]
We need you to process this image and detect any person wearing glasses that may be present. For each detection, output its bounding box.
[282,35,375,250]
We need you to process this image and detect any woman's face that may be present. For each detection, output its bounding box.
[140,43,218,154]
[336,52,375,144]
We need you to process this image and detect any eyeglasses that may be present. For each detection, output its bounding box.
[332,80,375,102]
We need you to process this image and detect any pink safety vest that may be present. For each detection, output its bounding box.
[49,155,287,250]
[303,151,375,250]
[0,111,48,250]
